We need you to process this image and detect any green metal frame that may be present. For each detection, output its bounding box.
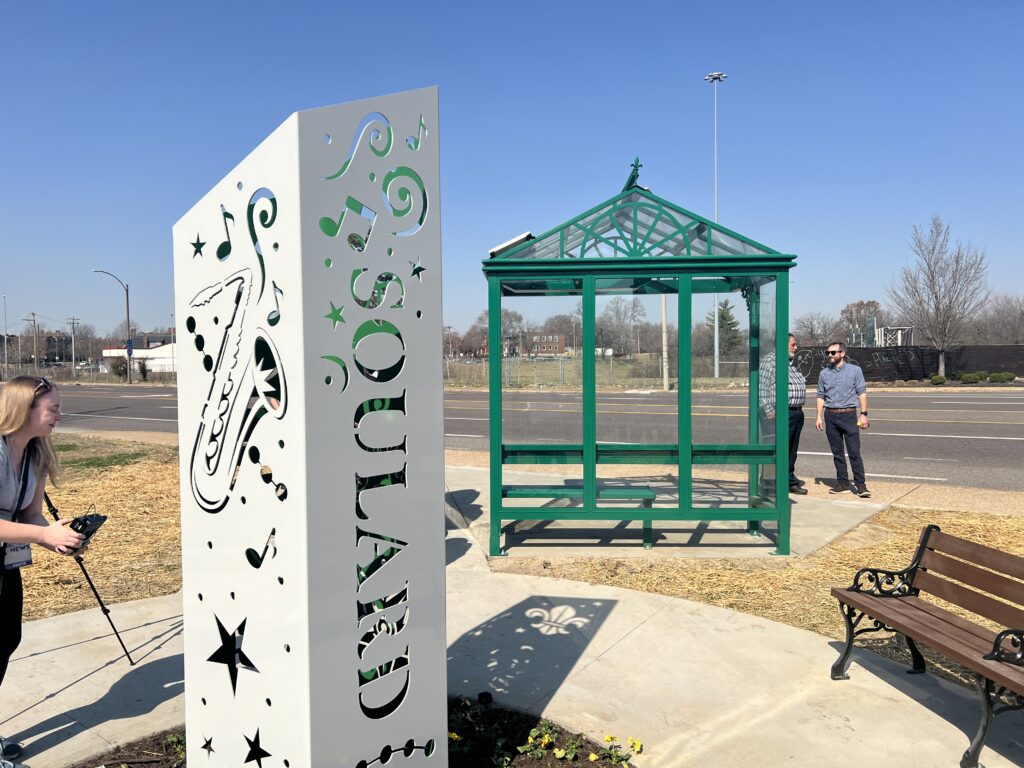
[484,181,796,556]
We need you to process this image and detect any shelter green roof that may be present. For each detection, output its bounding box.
[486,186,781,266]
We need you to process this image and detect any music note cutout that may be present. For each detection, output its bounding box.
[216,207,235,260]
[245,528,277,569]
[406,115,426,151]
[267,281,283,327]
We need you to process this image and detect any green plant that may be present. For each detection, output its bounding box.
[930,374,946,385]
[166,732,186,766]
[990,372,1016,383]
[975,370,989,381]
[554,734,585,761]
[960,373,981,384]
[517,720,559,759]
[589,735,643,765]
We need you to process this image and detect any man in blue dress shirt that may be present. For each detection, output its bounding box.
[815,341,871,497]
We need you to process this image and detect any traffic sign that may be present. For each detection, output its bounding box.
[126,338,134,358]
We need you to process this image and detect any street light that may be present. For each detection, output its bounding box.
[93,269,132,384]
[705,70,727,379]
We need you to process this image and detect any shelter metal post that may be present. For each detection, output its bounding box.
[582,276,597,511]
[678,275,693,514]
[488,276,505,556]
[774,272,791,555]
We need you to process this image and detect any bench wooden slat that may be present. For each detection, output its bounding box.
[911,599,998,646]
[832,589,1024,694]
[913,570,1024,638]
[921,549,1024,609]
[929,530,1024,582]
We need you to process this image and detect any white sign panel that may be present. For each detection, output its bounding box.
[173,87,446,767]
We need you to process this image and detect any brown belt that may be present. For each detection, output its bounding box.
[825,407,856,414]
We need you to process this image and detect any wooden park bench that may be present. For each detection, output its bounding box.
[831,524,1024,768]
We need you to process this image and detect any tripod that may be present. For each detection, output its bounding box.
[44,493,135,665]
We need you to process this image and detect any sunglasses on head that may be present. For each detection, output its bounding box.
[33,377,53,395]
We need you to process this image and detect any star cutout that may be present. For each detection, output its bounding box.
[192,234,206,258]
[409,259,426,281]
[325,301,346,329]
[202,736,214,756]
[244,729,272,767]
[207,615,259,695]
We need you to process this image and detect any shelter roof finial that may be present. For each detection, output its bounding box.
[623,157,642,191]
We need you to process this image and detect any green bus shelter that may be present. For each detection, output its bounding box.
[483,164,796,556]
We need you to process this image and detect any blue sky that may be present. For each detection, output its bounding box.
[1,1,1021,340]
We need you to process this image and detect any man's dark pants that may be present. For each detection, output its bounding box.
[824,410,865,487]
[788,407,805,486]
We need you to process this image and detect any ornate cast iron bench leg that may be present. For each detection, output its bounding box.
[961,676,995,768]
[831,602,890,680]
[905,634,926,674]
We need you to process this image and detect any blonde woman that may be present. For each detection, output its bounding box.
[0,376,84,763]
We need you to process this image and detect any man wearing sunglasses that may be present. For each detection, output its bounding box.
[815,342,871,497]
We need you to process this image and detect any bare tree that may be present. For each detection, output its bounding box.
[969,293,1024,344]
[838,300,887,345]
[794,312,844,347]
[888,216,989,376]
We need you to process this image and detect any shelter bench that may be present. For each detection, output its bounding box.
[501,484,657,548]
[830,524,1024,768]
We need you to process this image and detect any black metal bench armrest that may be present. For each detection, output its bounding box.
[847,566,918,597]
[984,629,1024,666]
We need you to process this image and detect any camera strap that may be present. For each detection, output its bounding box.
[1,448,34,590]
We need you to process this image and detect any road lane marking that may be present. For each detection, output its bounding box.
[445,434,483,438]
[867,431,1024,441]
[866,472,947,481]
[445,416,488,421]
[61,413,177,423]
[933,401,1024,405]
[904,457,959,462]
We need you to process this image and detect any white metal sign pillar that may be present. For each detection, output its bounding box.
[173,87,446,767]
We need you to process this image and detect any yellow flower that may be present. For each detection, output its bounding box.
[627,736,644,753]
[528,735,535,744]
[447,732,461,742]
[603,734,616,744]
[588,753,600,762]
[541,733,553,747]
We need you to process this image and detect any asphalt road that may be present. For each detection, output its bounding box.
[52,384,1024,492]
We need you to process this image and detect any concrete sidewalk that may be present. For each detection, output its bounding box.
[3,509,1023,766]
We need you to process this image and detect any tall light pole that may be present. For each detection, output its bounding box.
[705,70,727,379]
[93,269,132,384]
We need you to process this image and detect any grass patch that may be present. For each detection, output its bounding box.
[63,451,149,469]
[54,442,81,452]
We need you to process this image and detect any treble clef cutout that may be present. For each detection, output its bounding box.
[245,528,277,569]
[216,207,235,261]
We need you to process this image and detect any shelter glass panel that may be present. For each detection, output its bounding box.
[755,278,779,506]
[499,292,584,486]
[688,281,751,446]
[594,278,678,514]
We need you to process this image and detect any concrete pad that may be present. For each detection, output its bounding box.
[2,593,184,768]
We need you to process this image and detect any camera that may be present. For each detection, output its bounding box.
[70,513,107,549]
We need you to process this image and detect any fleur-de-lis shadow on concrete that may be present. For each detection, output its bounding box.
[448,596,614,710]
[525,605,590,636]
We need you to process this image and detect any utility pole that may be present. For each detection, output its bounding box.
[67,316,79,380]
[23,313,39,374]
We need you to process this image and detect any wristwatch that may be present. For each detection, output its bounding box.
[860,411,868,415]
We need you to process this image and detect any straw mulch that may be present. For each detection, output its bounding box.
[20,436,181,621]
